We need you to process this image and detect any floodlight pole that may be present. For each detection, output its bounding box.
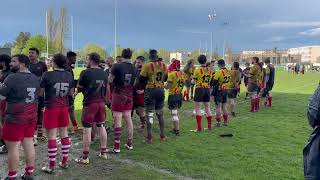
[46,11,49,58]
[208,11,216,61]
[71,15,74,51]
[114,0,117,58]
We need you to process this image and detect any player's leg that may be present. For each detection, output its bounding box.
[42,128,58,173]
[21,137,35,179]
[0,100,7,154]
[96,123,108,158]
[137,107,146,130]
[76,104,94,164]
[123,110,134,150]
[36,97,45,140]
[168,94,180,135]
[58,107,71,168]
[267,90,273,107]
[42,108,59,173]
[203,89,212,130]
[222,102,229,126]
[194,88,203,132]
[191,85,195,99]
[69,95,80,133]
[113,111,122,153]
[248,84,257,112]
[229,89,237,117]
[5,141,20,179]
[155,89,165,142]
[145,89,156,144]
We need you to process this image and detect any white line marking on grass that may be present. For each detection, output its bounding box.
[115,158,194,180]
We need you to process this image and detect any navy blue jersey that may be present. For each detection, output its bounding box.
[78,68,108,105]
[40,69,74,108]
[110,62,137,94]
[29,61,48,79]
[0,72,40,124]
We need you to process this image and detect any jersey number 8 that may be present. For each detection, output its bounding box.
[156,72,163,81]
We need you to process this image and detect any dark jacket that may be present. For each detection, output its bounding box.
[304,85,320,180]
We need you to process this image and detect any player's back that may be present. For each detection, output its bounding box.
[230,69,241,87]
[78,68,108,105]
[141,61,168,89]
[111,62,137,93]
[168,71,186,95]
[41,70,74,108]
[266,64,275,83]
[249,64,261,84]
[4,72,40,124]
[193,66,213,88]
[215,68,232,90]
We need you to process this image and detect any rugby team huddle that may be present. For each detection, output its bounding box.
[0,47,275,180]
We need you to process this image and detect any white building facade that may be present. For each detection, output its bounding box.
[287,46,320,63]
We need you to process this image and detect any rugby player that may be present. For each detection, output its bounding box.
[138,49,168,144]
[0,54,12,154]
[1,54,40,180]
[116,56,122,64]
[40,54,74,173]
[257,62,265,110]
[28,48,48,141]
[211,59,232,126]
[75,53,109,164]
[229,62,241,117]
[109,48,137,153]
[242,62,250,99]
[132,56,147,130]
[192,55,213,131]
[165,59,186,136]
[248,57,262,113]
[168,58,176,72]
[66,51,81,133]
[183,59,195,101]
[262,58,275,107]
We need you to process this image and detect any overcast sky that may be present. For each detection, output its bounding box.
[1,0,320,53]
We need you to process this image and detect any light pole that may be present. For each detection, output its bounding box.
[71,15,74,52]
[208,11,217,61]
[114,0,117,58]
[46,11,49,59]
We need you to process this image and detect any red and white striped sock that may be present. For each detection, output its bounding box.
[48,139,57,169]
[61,137,71,164]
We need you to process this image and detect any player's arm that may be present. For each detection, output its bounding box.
[137,64,149,90]
[211,72,220,97]
[163,65,168,82]
[76,70,86,94]
[191,69,198,85]
[0,75,12,99]
[165,73,174,89]
[264,67,270,84]
[39,72,48,97]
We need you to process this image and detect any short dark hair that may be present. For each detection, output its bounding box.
[252,57,259,63]
[136,56,145,61]
[67,51,77,58]
[88,53,100,64]
[12,54,30,67]
[217,59,225,67]
[233,62,240,69]
[52,53,67,69]
[265,58,270,64]
[149,49,158,61]
[29,47,40,55]
[116,56,122,59]
[198,55,207,65]
[121,48,132,59]
[0,54,11,70]
[158,58,163,61]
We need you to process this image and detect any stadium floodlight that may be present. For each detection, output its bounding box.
[208,10,217,61]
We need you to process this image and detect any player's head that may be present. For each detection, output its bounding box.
[265,58,271,64]
[252,57,259,64]
[52,53,67,69]
[245,62,250,68]
[121,48,132,60]
[66,51,77,68]
[28,47,40,61]
[87,52,100,68]
[135,56,145,69]
[158,57,163,62]
[258,62,264,69]
[217,59,226,68]
[116,56,122,63]
[171,58,176,63]
[233,62,240,70]
[187,59,195,66]
[0,54,11,71]
[198,55,207,65]
[172,59,181,71]
[149,49,158,61]
[106,56,114,68]
[10,54,30,72]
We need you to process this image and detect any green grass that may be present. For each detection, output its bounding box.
[72,69,319,179]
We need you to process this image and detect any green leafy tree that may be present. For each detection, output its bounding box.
[1,42,14,48]
[21,35,47,56]
[11,32,31,54]
[78,43,108,60]
[111,45,124,58]
[158,48,170,63]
